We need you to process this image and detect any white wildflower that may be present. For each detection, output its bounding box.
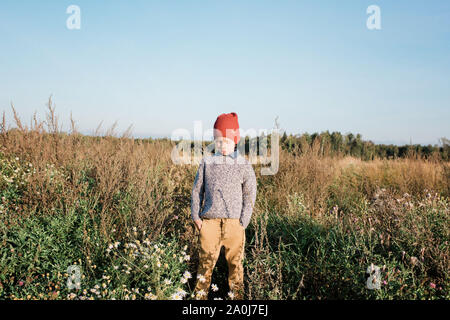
[171,292,182,300]
[196,289,206,297]
[197,275,206,283]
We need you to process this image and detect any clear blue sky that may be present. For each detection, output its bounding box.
[0,0,449,145]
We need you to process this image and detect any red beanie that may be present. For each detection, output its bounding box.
[213,112,240,144]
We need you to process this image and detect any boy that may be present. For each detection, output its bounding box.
[191,112,257,300]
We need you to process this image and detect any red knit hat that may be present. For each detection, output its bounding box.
[213,112,240,144]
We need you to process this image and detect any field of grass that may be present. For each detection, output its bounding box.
[0,106,448,300]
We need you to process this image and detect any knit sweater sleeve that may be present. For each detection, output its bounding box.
[190,158,205,221]
[239,161,257,229]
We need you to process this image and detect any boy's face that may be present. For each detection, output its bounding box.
[214,137,235,156]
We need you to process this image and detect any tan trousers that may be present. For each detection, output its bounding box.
[194,218,246,300]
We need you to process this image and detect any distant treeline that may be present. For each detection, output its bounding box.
[274,131,449,161]
[128,131,450,162]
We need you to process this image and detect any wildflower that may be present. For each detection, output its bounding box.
[183,271,192,279]
[196,289,206,298]
[197,274,206,283]
[171,292,182,300]
[430,283,436,289]
[211,284,219,292]
[180,277,187,284]
[156,261,161,268]
[227,291,235,299]
[176,288,187,297]
[183,255,190,261]
[163,279,172,286]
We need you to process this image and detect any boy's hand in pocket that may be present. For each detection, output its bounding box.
[194,219,203,231]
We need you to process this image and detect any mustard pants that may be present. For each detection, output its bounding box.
[194,218,246,300]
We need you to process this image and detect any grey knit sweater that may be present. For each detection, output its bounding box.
[190,149,257,229]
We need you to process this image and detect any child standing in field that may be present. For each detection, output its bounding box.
[190,112,257,300]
